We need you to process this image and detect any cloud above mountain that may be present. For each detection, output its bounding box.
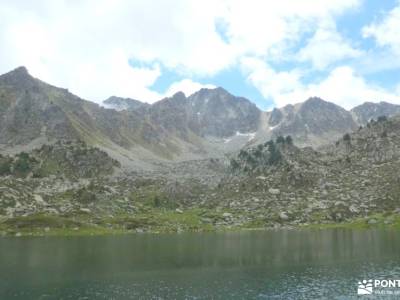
[0,0,399,107]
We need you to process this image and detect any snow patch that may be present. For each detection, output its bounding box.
[269,125,278,131]
[222,131,257,144]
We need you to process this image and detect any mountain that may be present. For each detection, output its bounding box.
[351,101,400,125]
[1,66,400,166]
[0,67,262,164]
[2,109,400,232]
[102,96,149,111]
[2,66,400,233]
[264,97,358,147]
[148,88,261,138]
[0,67,172,164]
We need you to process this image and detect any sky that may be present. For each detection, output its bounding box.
[0,0,400,110]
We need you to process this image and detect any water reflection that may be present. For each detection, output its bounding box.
[0,229,399,299]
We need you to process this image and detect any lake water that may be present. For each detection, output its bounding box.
[1,229,400,299]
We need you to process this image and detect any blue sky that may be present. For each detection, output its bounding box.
[1,0,400,110]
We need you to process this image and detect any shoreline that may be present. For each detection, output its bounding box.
[1,211,399,237]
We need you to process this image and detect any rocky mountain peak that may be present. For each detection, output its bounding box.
[351,101,400,125]
[0,66,36,88]
[11,66,29,75]
[171,91,186,100]
[300,97,335,110]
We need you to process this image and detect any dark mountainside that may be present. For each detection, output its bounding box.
[1,66,400,235]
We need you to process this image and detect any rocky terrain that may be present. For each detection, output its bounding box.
[2,67,400,164]
[1,66,400,235]
[351,101,400,125]
[219,116,400,227]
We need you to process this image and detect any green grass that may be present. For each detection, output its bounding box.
[2,211,400,237]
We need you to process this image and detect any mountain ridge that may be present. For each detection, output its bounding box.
[1,66,400,166]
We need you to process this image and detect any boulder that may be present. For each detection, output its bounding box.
[268,188,280,195]
[279,212,289,220]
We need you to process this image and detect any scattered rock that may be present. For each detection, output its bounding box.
[33,194,46,205]
[279,212,289,220]
[268,188,280,195]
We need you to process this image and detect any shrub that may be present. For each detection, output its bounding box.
[14,152,32,174]
[153,195,161,207]
[276,135,285,144]
[268,149,282,165]
[285,135,293,145]
[230,159,239,170]
[238,150,247,159]
[377,115,388,123]
[268,142,282,165]
[0,157,12,175]
[75,188,96,203]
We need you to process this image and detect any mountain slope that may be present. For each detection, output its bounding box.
[351,101,400,125]
[1,66,400,165]
[0,67,263,163]
[222,115,400,225]
[265,97,358,147]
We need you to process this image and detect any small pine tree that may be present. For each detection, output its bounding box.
[343,133,351,142]
[238,149,247,159]
[230,159,239,170]
[276,135,285,144]
[153,195,161,207]
[377,115,388,123]
[268,148,282,165]
[285,135,293,145]
[0,158,12,175]
[14,153,31,173]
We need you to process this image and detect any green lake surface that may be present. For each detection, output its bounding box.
[1,229,400,299]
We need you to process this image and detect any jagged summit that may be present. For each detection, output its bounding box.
[351,101,400,125]
[0,66,35,87]
[11,66,29,74]
[1,66,400,162]
[301,97,338,109]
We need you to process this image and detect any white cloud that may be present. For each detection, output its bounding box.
[298,23,362,70]
[0,0,363,103]
[243,61,400,109]
[164,80,215,98]
[363,2,400,55]
[240,57,303,107]
[219,0,362,59]
[291,66,400,109]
